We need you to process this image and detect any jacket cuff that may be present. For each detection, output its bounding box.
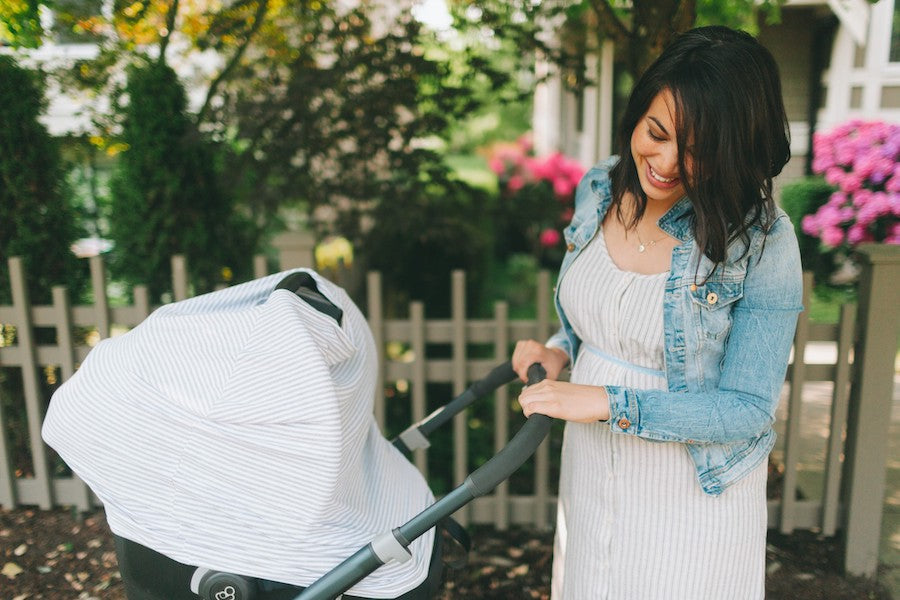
[605,385,639,435]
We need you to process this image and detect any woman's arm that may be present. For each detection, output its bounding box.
[521,215,803,444]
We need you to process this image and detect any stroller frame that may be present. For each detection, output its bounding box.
[116,361,550,600]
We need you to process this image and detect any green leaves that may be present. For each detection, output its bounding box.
[0,55,83,304]
[108,61,255,300]
[0,0,43,48]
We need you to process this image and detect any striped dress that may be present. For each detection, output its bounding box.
[551,228,767,600]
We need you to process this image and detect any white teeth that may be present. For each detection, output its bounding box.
[649,166,675,183]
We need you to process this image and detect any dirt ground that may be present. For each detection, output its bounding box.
[0,507,892,600]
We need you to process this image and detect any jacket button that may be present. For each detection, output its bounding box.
[617,417,631,430]
[690,284,697,292]
[566,243,575,252]
[706,292,718,305]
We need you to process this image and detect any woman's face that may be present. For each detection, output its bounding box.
[630,89,689,208]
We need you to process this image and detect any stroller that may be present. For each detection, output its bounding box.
[42,269,550,600]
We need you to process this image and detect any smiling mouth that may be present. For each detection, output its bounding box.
[649,165,678,184]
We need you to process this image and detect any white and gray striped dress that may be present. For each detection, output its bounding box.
[551,229,767,600]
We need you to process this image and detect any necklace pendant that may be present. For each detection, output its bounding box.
[638,244,646,253]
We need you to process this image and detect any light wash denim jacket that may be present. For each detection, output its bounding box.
[547,157,803,495]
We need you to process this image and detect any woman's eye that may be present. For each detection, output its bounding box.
[647,128,665,142]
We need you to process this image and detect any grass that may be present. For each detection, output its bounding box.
[808,286,857,324]
[445,153,498,193]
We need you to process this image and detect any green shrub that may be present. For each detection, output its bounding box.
[0,55,84,304]
[108,60,256,301]
[780,176,838,287]
[363,165,493,317]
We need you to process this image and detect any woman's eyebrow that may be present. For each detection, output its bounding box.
[648,116,669,136]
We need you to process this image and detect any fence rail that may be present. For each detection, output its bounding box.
[1,243,897,576]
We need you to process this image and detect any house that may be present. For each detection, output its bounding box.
[533,0,898,185]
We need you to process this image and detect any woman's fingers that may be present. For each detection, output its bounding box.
[511,339,546,381]
[511,340,568,382]
[518,380,610,423]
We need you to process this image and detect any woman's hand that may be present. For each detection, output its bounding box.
[518,380,611,423]
[512,340,569,382]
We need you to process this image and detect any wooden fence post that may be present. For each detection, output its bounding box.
[171,255,189,301]
[493,300,510,530]
[821,302,856,536]
[367,272,385,430]
[89,256,110,340]
[451,270,468,525]
[841,244,900,575]
[780,272,813,533]
[410,301,428,477]
[0,323,17,507]
[253,255,269,280]
[9,257,53,508]
[52,285,91,511]
[273,231,315,270]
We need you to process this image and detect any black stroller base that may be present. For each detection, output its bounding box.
[113,534,443,600]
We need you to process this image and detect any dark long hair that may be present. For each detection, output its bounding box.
[609,26,791,266]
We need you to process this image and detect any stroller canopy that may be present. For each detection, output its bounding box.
[43,270,435,598]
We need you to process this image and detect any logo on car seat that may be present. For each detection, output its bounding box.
[214,586,237,600]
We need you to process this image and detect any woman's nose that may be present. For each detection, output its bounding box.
[659,145,679,176]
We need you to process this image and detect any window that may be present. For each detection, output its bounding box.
[890,0,900,62]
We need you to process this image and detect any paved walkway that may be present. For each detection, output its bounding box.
[772,343,899,597]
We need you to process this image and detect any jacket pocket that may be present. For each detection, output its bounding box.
[689,280,743,340]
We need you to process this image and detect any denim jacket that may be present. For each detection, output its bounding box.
[547,157,803,495]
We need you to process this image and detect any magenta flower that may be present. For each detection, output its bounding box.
[553,177,575,198]
[488,157,506,176]
[821,226,845,248]
[507,174,525,193]
[486,134,586,253]
[847,224,872,245]
[806,120,900,249]
[801,214,819,237]
[539,228,561,247]
[840,173,863,193]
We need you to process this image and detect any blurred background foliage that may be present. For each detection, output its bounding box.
[0,54,84,306]
[2,0,826,491]
[0,0,790,311]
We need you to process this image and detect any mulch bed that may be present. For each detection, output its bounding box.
[1,507,892,599]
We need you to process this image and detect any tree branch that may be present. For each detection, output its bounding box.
[195,0,269,125]
[673,0,696,34]
[158,0,180,64]
[586,0,631,44]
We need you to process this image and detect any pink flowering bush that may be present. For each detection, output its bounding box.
[801,120,900,250]
[486,133,585,265]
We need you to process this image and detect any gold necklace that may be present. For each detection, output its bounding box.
[635,228,667,253]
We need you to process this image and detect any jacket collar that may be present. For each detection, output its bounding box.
[594,157,695,243]
[658,196,694,242]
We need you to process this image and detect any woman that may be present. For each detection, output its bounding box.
[512,26,802,599]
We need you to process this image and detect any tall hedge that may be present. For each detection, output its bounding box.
[109,61,255,300]
[0,55,82,304]
[780,176,838,287]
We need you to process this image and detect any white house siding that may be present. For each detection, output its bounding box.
[758,5,824,184]
[534,0,900,192]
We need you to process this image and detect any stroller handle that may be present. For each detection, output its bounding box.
[392,361,519,452]
[463,362,549,496]
[296,363,550,600]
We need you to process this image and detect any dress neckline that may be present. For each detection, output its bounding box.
[596,227,670,279]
